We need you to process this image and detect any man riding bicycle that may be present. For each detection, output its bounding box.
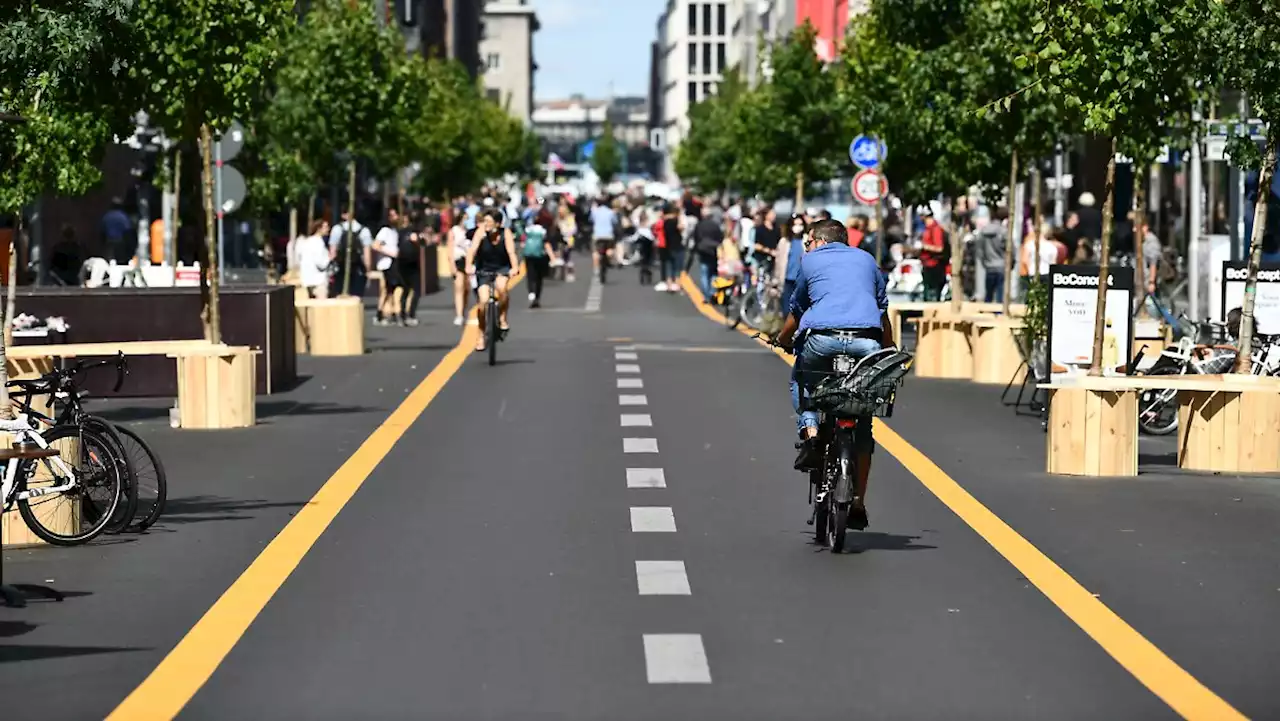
[776,219,894,530]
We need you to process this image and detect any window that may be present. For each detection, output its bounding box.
[717,43,726,72]
[687,3,696,35]
[702,42,712,74]
[703,3,712,37]
[688,82,698,104]
[485,53,500,70]
[717,3,726,35]
[479,21,487,40]
[486,87,501,103]
[688,43,697,74]
[703,82,713,98]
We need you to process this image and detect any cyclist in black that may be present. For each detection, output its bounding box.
[465,209,519,352]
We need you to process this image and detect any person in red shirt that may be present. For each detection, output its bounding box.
[918,207,948,301]
[845,215,867,249]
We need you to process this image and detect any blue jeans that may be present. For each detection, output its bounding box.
[698,255,717,298]
[790,333,883,433]
[782,280,797,314]
[984,270,1004,303]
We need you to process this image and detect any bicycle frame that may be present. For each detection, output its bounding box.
[0,417,79,509]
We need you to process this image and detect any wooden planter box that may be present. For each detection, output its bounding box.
[888,301,1025,348]
[297,296,364,356]
[171,345,257,429]
[970,318,1027,385]
[909,315,975,379]
[1177,377,1280,473]
[1,434,79,547]
[1045,385,1139,477]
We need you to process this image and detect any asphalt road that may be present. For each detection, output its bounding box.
[2,265,1277,720]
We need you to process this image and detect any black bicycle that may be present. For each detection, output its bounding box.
[8,353,167,531]
[763,335,913,552]
[477,276,508,366]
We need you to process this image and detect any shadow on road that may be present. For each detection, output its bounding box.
[154,495,312,525]
[818,531,937,554]
[257,400,378,419]
[0,642,147,663]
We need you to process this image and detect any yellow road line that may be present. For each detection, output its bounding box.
[676,273,1247,721]
[108,276,524,721]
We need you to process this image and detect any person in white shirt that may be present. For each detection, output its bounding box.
[328,210,373,296]
[296,219,332,298]
[373,208,404,326]
[447,212,473,326]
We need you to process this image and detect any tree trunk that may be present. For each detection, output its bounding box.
[1233,139,1277,373]
[1132,170,1148,316]
[199,124,222,344]
[306,191,316,232]
[5,221,18,349]
[170,148,182,271]
[1003,151,1019,314]
[1032,165,1043,277]
[948,202,963,314]
[260,223,277,284]
[287,206,298,277]
[795,171,804,210]
[0,218,17,420]
[1089,139,1118,375]
[341,159,357,297]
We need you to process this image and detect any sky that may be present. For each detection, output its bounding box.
[531,0,666,101]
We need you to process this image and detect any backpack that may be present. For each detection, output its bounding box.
[522,224,547,257]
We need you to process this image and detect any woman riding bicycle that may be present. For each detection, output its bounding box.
[465,209,519,353]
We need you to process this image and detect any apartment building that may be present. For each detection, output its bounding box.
[478,0,539,124]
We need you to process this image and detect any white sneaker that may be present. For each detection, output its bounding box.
[528,292,536,303]
[654,282,668,292]
[453,316,463,326]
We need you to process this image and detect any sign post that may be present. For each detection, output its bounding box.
[1048,265,1134,375]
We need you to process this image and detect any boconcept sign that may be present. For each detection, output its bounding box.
[1052,272,1120,288]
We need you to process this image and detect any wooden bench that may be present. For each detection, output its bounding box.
[295,296,364,356]
[1040,374,1280,477]
[908,315,975,379]
[969,316,1027,385]
[6,340,256,430]
[888,301,1026,349]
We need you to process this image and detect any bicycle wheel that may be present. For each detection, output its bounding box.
[828,432,856,554]
[114,425,167,531]
[82,415,138,533]
[486,298,498,366]
[1138,365,1183,436]
[828,503,849,553]
[17,424,124,546]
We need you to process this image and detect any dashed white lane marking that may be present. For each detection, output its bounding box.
[615,351,639,361]
[643,634,711,684]
[626,468,666,488]
[630,506,677,532]
[617,378,644,389]
[623,437,659,453]
[615,364,642,374]
[635,561,692,596]
[620,414,652,427]
[585,274,603,312]
[618,395,648,406]
[615,344,636,351]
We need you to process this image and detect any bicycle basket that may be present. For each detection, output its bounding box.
[810,349,914,419]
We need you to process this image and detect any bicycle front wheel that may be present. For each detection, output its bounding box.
[17,424,124,545]
[83,415,138,533]
[115,425,167,531]
[487,299,498,366]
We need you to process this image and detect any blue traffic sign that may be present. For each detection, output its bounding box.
[849,134,886,169]
[581,140,596,160]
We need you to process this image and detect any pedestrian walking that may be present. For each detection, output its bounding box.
[297,219,331,299]
[974,206,1008,303]
[447,212,472,326]
[373,208,404,326]
[918,207,948,301]
[522,209,554,308]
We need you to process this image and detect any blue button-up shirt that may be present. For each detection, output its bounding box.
[789,243,888,333]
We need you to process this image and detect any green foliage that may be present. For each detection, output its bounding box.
[674,67,751,193]
[1218,0,1280,172]
[591,119,623,183]
[1022,277,1049,342]
[130,0,294,142]
[0,0,141,212]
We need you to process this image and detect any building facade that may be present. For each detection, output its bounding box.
[377,0,483,76]
[479,0,539,124]
[532,96,658,178]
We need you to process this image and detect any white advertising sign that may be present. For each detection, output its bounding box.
[1220,262,1280,335]
[1048,266,1134,373]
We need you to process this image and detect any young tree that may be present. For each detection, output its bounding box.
[1219,0,1280,372]
[591,119,623,185]
[1032,0,1215,372]
[130,0,294,341]
[676,67,752,194]
[0,0,140,417]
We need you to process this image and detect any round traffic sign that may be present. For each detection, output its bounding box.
[217,121,245,163]
[218,165,246,215]
[849,134,886,169]
[851,170,886,204]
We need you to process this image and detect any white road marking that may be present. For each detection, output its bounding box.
[630,506,677,532]
[615,345,637,351]
[620,414,652,427]
[618,395,648,406]
[623,437,659,453]
[585,275,603,312]
[635,561,692,596]
[617,378,644,389]
[615,364,642,374]
[626,468,666,488]
[643,634,711,683]
[615,351,639,361]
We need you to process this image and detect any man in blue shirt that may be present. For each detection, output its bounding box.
[776,219,893,530]
[589,197,618,281]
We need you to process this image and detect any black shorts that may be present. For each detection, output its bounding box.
[594,238,616,253]
[455,257,467,273]
[475,268,511,288]
[381,264,403,289]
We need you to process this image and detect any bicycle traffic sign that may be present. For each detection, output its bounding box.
[851,170,887,205]
[849,134,886,170]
